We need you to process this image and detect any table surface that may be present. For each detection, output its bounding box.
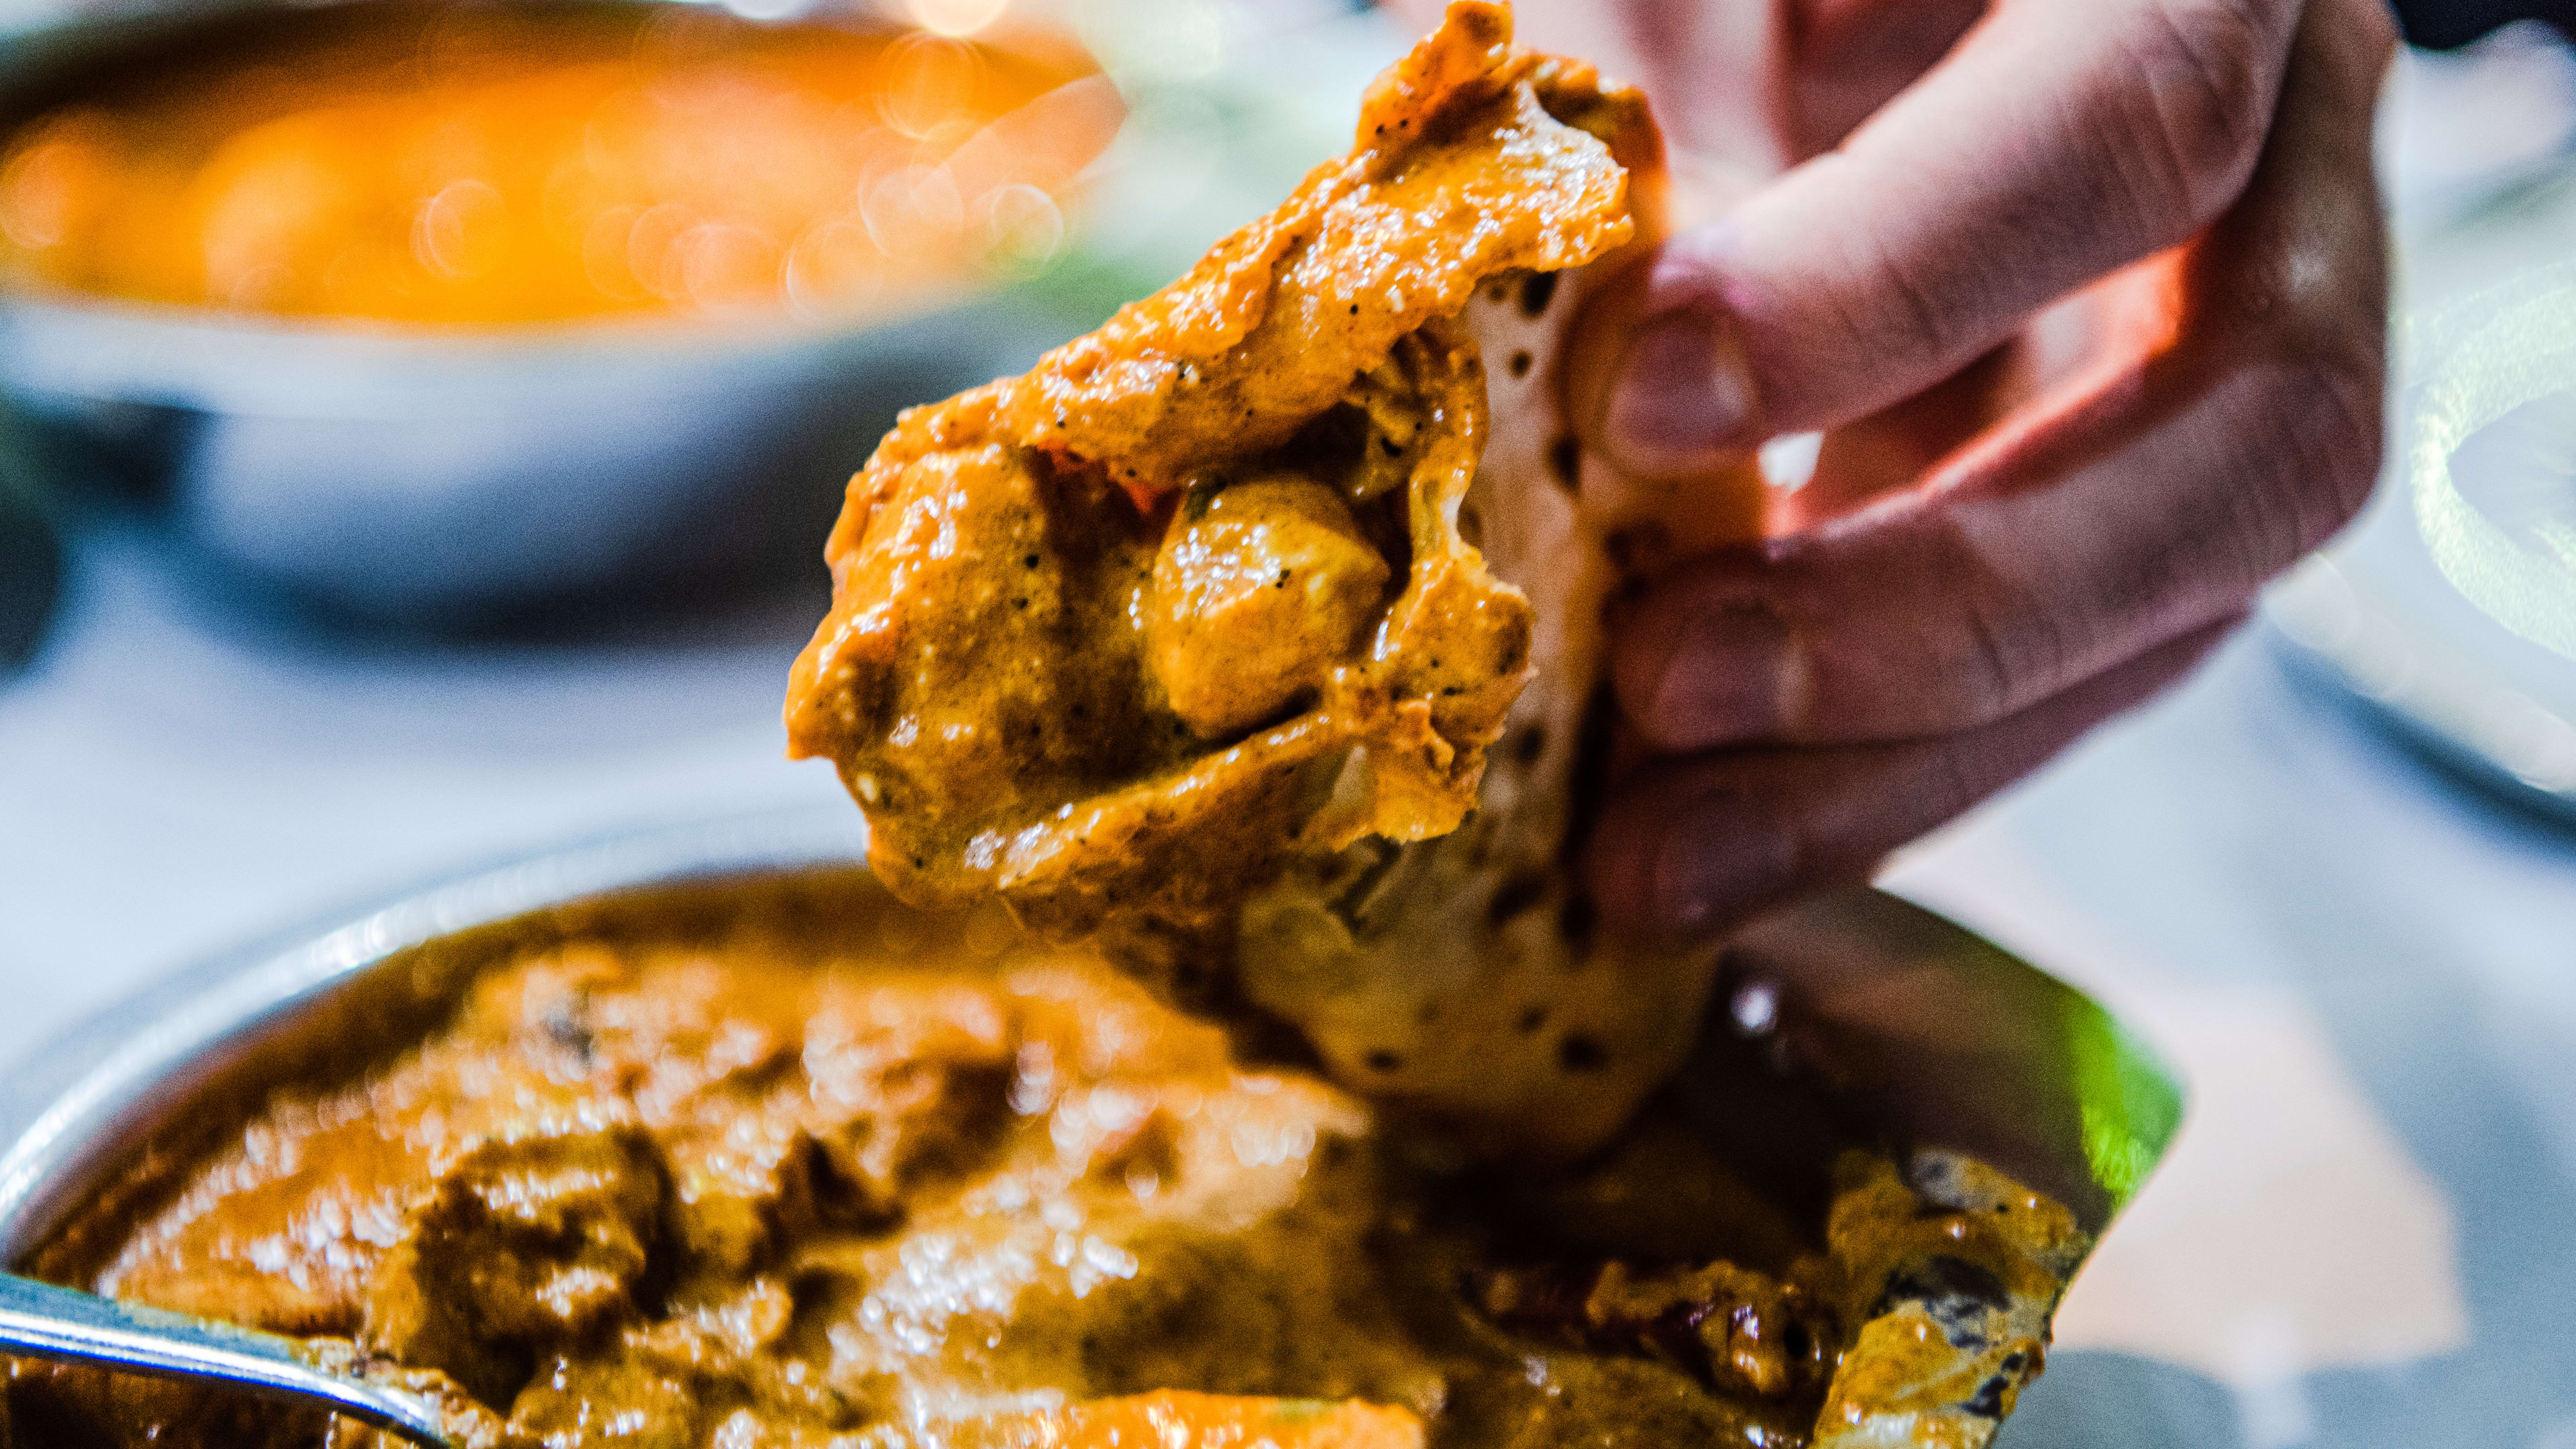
[7,34,2576,1449]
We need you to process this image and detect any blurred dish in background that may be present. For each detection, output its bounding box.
[2265,33,2576,824]
[2378,23,2576,236]
[0,0,1400,633]
[0,0,1168,629]
[2269,259,2576,822]
[0,1,1113,327]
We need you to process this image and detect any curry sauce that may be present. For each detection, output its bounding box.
[0,1,1112,324]
[782,1,1749,1162]
[5,872,2084,1449]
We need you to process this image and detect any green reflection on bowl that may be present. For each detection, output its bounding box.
[2065,999,2184,1212]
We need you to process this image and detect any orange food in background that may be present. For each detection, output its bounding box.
[0,1,1117,325]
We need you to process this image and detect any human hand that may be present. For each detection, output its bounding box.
[1451,0,2396,934]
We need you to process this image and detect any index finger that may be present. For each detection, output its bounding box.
[1578,0,2303,474]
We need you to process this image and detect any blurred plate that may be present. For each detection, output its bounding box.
[0,0,1404,629]
[2267,261,2576,821]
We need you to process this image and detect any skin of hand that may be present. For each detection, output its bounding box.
[1401,0,2396,936]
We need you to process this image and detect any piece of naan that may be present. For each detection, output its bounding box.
[788,1,1762,1158]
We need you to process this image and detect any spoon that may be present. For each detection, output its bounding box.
[0,1271,450,1446]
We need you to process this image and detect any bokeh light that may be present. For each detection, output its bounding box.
[0,0,1116,327]
[906,0,1011,41]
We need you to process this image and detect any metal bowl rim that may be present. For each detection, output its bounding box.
[0,282,1008,361]
[0,801,871,1262]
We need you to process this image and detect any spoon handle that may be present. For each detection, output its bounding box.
[0,1272,449,1446]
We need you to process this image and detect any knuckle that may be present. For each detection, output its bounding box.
[1943,594,2021,727]
[1857,229,1973,364]
[2208,349,2383,594]
[2271,229,2389,366]
[1737,153,2005,409]
[2282,350,2385,547]
[1922,737,2002,839]
[2110,0,2284,233]
[2332,0,2401,69]
[1775,519,2046,736]
[2251,274,2388,543]
[1951,569,2064,724]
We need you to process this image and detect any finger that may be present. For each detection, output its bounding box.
[1782,0,1985,159]
[1587,615,2239,936]
[1581,0,2305,474]
[1613,0,2392,753]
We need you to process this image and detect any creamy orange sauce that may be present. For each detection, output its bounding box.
[777,0,1729,1164]
[4,873,2082,1449]
[0,1,1113,324]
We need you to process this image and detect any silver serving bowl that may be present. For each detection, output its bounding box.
[0,806,871,1258]
[0,802,2182,1270]
[0,0,1106,627]
[0,294,1059,624]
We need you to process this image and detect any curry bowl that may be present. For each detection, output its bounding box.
[0,0,1166,627]
[0,804,2182,1446]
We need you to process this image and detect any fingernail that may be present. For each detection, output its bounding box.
[1645,604,1800,749]
[1652,794,1797,934]
[1605,312,1750,471]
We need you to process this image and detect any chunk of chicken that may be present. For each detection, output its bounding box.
[1151,477,1393,739]
[788,3,1627,948]
[788,1,1764,1158]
